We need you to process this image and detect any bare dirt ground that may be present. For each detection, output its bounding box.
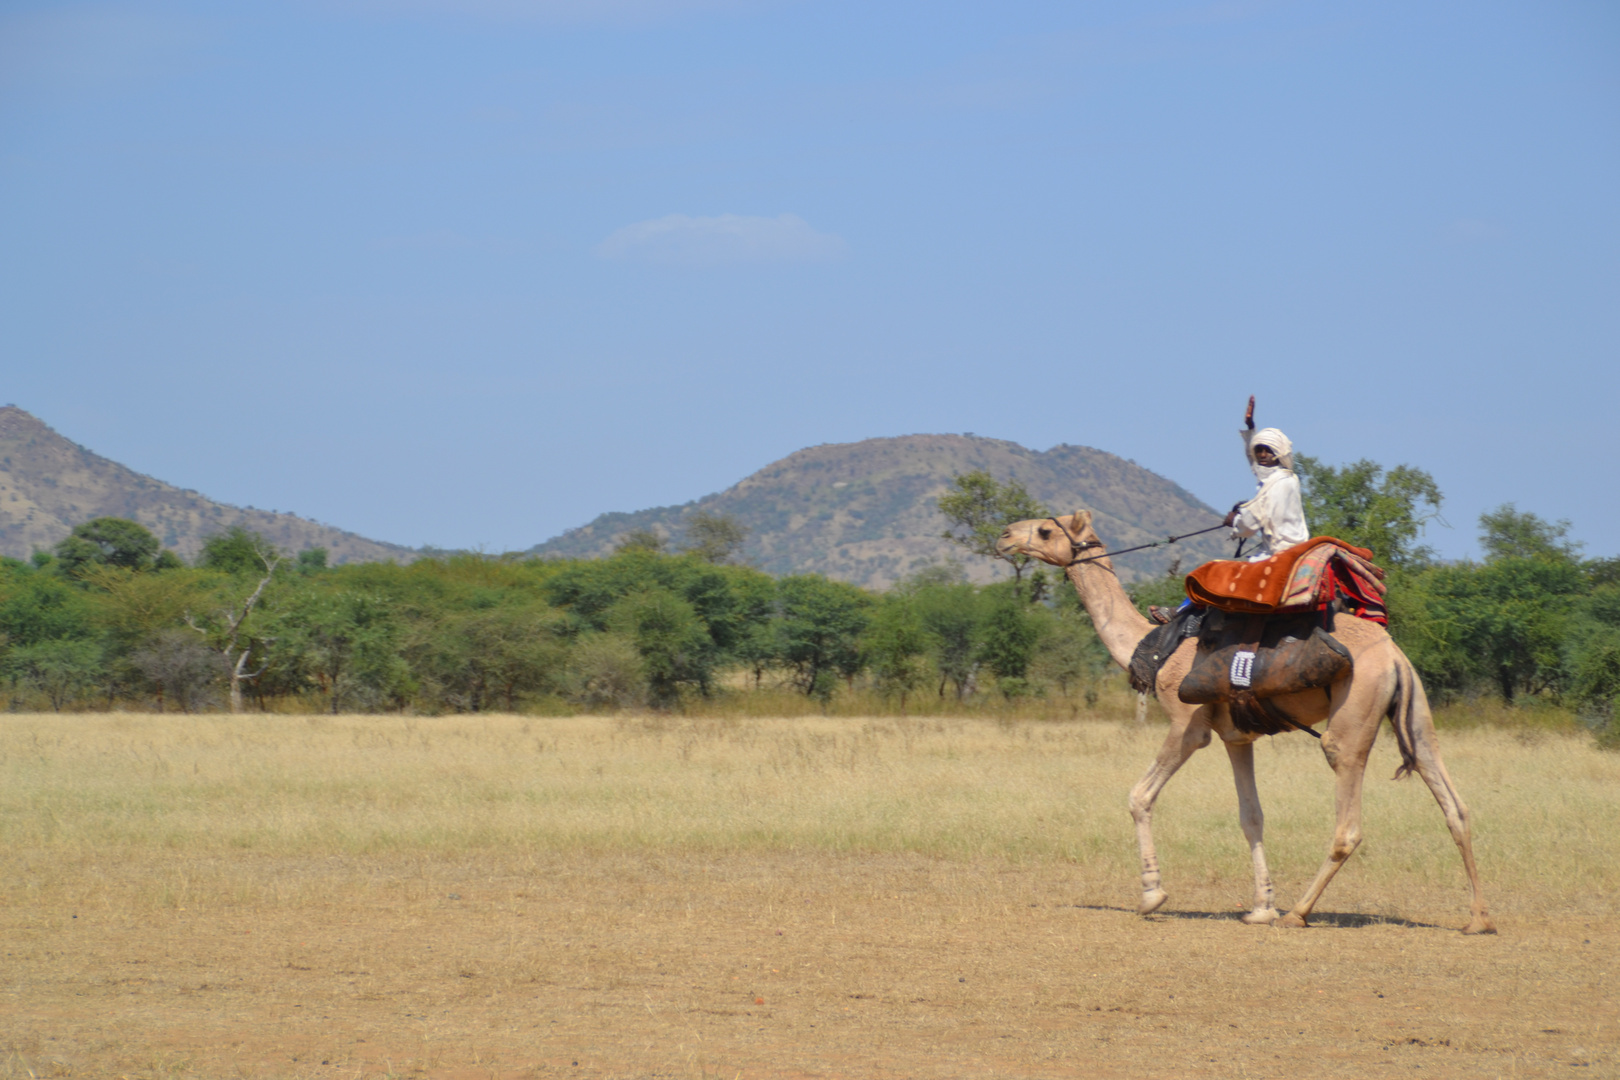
[4,852,1614,1080]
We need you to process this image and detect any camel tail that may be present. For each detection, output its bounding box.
[1386,653,1422,781]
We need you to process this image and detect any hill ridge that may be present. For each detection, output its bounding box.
[529,433,1228,588]
[0,406,415,565]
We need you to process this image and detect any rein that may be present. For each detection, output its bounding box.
[1048,519,1228,568]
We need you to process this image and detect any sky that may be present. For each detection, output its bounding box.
[2,0,1616,560]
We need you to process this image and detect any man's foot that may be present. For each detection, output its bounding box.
[1148,605,1174,625]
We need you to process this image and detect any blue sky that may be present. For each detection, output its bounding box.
[3,1,1616,559]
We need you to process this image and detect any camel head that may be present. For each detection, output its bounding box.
[995,510,1102,568]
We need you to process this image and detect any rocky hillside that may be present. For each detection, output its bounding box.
[0,407,415,565]
[529,434,1230,588]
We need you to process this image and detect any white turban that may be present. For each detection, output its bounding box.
[1242,427,1295,472]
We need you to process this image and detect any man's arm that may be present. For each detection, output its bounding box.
[1228,501,1261,539]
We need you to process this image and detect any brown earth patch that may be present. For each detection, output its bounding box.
[3,852,1613,1079]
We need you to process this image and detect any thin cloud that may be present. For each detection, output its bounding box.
[596,213,846,267]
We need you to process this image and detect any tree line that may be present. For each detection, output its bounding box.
[1,464,1616,738]
[0,512,1114,716]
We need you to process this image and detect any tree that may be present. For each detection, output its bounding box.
[543,549,776,690]
[726,571,782,688]
[775,575,871,702]
[1294,457,1443,568]
[79,563,200,647]
[911,581,981,700]
[1467,507,1585,701]
[862,594,930,713]
[274,590,410,713]
[615,529,668,554]
[1030,610,1113,710]
[53,517,172,575]
[976,583,1046,697]
[683,511,748,564]
[199,526,282,574]
[186,529,282,713]
[1479,504,1582,562]
[3,639,104,711]
[608,586,714,707]
[0,570,97,645]
[129,629,222,713]
[1573,567,1620,713]
[1399,509,1585,702]
[1569,619,1620,726]
[937,471,1049,594]
[414,602,565,712]
[566,632,646,711]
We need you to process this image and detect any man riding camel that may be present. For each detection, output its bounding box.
[1224,395,1308,561]
[1151,397,1310,623]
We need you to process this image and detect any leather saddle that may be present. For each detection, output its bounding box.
[1176,607,1352,736]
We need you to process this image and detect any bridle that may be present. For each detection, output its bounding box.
[1044,517,1107,569]
[1041,517,1229,568]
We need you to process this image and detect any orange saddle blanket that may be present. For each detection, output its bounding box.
[1183,537,1387,621]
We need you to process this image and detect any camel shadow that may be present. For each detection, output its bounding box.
[1071,904,1444,930]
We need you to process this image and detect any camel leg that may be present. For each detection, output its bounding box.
[1409,751,1496,934]
[1397,677,1497,934]
[1279,733,1370,928]
[1225,740,1279,924]
[1276,675,1391,930]
[1129,706,1213,915]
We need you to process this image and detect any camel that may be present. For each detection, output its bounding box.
[996,511,1495,934]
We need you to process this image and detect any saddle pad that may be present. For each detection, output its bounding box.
[1279,539,1389,623]
[1184,537,1383,615]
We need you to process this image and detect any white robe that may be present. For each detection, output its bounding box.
[1231,429,1309,560]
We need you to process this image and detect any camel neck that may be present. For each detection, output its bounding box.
[1064,557,1153,669]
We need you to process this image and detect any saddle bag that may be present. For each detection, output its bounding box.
[1127,606,1203,694]
[1178,612,1352,706]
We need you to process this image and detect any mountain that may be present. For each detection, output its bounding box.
[0,406,415,565]
[528,434,1231,588]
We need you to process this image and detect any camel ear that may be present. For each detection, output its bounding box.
[1063,510,1092,532]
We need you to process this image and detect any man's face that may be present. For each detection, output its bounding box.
[1253,445,1280,467]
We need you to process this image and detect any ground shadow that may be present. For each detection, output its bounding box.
[1070,904,1445,930]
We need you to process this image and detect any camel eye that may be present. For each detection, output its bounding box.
[1037,528,1051,539]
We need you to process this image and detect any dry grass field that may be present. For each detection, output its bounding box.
[2,711,1617,1079]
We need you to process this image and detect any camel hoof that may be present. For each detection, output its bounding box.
[1278,912,1308,929]
[1138,889,1169,916]
[1241,908,1280,926]
[1463,916,1497,935]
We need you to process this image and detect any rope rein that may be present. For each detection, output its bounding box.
[1047,519,1229,568]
